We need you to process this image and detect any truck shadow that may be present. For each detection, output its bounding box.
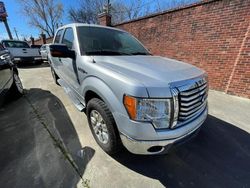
[113,115,250,188]
[17,62,50,69]
[0,88,94,188]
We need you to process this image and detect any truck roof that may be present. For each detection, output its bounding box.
[57,23,126,33]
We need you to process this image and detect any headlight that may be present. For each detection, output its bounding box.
[123,95,171,129]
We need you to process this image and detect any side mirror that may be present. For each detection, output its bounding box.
[49,44,75,59]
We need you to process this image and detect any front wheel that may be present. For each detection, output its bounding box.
[51,67,59,85]
[86,98,122,155]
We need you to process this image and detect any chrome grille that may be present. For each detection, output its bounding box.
[178,79,208,121]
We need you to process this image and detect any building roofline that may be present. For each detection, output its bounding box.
[33,35,54,42]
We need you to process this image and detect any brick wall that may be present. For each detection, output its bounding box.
[114,0,250,98]
[33,37,54,45]
[29,36,54,46]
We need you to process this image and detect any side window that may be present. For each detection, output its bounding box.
[54,29,63,43]
[62,28,74,49]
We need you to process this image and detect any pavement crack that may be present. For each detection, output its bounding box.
[24,95,85,181]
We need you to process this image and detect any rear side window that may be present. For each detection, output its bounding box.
[54,29,63,43]
[2,41,30,48]
[62,28,74,49]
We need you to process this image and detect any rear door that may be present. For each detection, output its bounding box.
[60,27,80,90]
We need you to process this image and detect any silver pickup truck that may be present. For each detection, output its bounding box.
[49,23,208,155]
[1,40,42,64]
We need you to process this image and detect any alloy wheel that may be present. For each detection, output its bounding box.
[90,110,109,144]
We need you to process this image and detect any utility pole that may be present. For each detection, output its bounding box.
[107,0,110,14]
[2,19,13,39]
[0,1,13,40]
[14,27,19,40]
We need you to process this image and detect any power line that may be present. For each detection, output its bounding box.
[14,27,19,40]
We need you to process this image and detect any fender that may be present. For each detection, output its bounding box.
[80,76,127,116]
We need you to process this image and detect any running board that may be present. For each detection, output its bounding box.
[58,79,85,112]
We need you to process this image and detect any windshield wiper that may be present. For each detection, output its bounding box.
[85,50,130,55]
[130,52,151,55]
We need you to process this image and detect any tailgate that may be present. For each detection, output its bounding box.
[7,48,40,57]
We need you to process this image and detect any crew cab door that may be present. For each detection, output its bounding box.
[0,44,12,94]
[60,27,80,90]
[50,29,64,75]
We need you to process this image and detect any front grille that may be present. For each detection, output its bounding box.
[178,79,208,121]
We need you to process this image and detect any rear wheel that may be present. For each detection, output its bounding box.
[8,72,23,99]
[86,98,122,154]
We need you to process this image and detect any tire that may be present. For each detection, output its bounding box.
[8,72,24,99]
[51,67,60,85]
[86,98,122,155]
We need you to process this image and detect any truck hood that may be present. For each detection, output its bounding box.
[93,56,205,97]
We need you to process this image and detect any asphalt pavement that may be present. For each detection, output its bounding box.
[0,64,250,188]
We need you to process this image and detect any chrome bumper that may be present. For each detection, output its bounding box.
[120,108,207,155]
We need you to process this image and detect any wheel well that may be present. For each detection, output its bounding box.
[85,90,102,105]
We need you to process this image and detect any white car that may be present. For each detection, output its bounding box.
[1,40,42,64]
[40,44,50,62]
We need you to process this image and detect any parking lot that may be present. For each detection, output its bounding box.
[1,63,250,188]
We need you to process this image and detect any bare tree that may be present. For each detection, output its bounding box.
[122,0,148,20]
[68,0,105,24]
[68,0,151,24]
[68,0,200,25]
[156,0,200,12]
[18,0,63,37]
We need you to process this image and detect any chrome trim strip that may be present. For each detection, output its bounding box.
[180,93,207,107]
[180,101,204,111]
[179,103,207,120]
[180,84,207,97]
[171,88,179,129]
[179,102,207,116]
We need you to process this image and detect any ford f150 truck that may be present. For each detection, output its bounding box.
[1,40,42,64]
[48,23,208,155]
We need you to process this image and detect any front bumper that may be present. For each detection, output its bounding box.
[120,107,207,155]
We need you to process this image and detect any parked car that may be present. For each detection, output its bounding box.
[0,43,23,106]
[1,40,42,64]
[49,24,208,155]
[40,44,50,62]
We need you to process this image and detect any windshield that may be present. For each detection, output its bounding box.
[77,26,150,56]
[2,41,30,48]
